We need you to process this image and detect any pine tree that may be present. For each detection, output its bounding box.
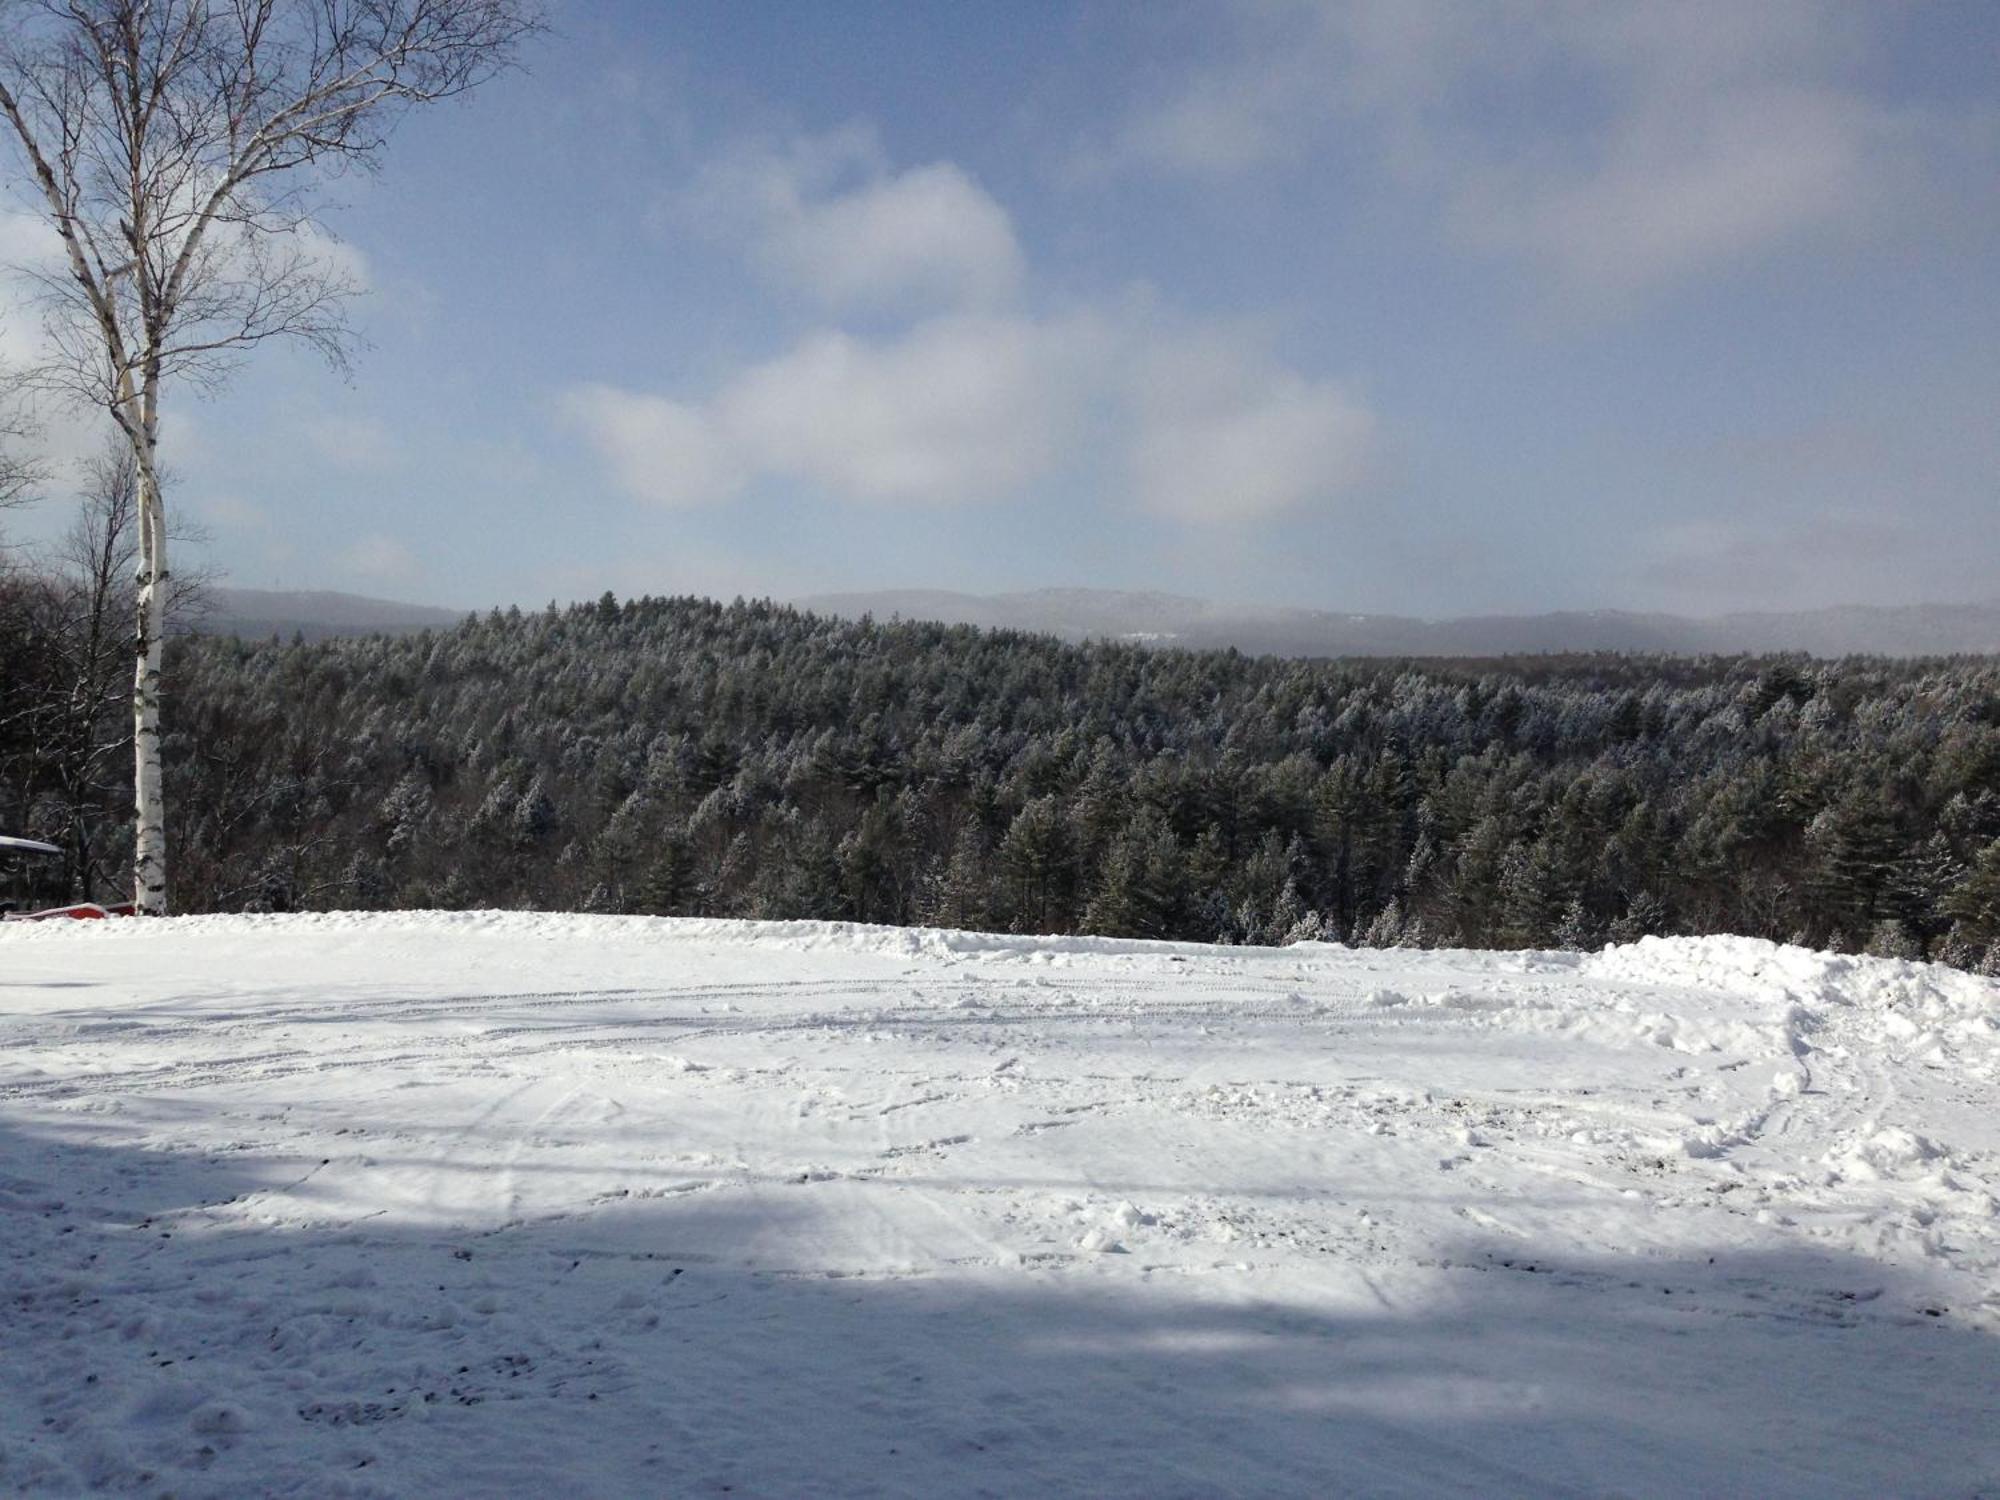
[1979,940,2000,979]
[1269,877,1306,943]
[1082,809,1185,938]
[1282,908,1327,945]
[377,772,434,860]
[1608,891,1669,944]
[639,829,695,917]
[1863,918,1920,961]
[1359,898,1406,949]
[510,776,558,850]
[1944,838,2000,947]
[932,824,992,932]
[1554,897,1598,952]
[1806,789,1901,937]
[1000,796,1076,934]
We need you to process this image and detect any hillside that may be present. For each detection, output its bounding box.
[140,596,2000,969]
[1,914,1995,1495]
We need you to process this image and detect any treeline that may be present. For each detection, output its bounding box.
[4,592,1967,969]
[10,586,2000,965]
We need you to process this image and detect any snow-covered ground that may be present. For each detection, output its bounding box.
[2,915,1998,1498]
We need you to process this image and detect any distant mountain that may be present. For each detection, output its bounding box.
[798,588,2000,659]
[190,584,2000,656]
[195,588,465,643]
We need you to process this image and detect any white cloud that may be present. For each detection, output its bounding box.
[778,163,1022,310]
[293,224,371,293]
[595,126,1384,525]
[338,532,417,582]
[564,311,1376,525]
[556,384,744,510]
[1438,60,1894,297]
[0,210,102,476]
[689,129,1023,311]
[1091,0,1949,300]
[563,313,1101,509]
[721,316,1098,502]
[1128,333,1376,524]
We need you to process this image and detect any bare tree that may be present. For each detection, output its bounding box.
[0,417,35,516]
[50,445,209,895]
[0,0,540,913]
[0,441,209,898]
[45,447,141,895]
[0,355,40,521]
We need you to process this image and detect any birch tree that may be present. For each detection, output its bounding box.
[30,445,208,897]
[0,0,540,913]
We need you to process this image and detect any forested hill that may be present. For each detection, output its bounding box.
[129,593,2000,968]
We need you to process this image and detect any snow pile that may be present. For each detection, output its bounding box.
[2,915,1997,1497]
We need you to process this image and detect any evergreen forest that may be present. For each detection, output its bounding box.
[10,588,2000,970]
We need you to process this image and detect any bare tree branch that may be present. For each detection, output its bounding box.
[0,363,44,513]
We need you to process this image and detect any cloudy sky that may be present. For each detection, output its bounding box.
[5,0,1999,617]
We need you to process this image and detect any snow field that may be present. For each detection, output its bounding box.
[2,913,1997,1496]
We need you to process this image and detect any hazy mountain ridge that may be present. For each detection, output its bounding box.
[192,585,2000,657]
[800,588,2000,658]
[197,588,466,642]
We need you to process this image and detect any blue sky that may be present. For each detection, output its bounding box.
[6,0,1999,616]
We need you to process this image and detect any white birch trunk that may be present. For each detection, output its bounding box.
[130,431,168,916]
